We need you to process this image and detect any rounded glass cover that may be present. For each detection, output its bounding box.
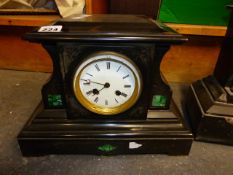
[73,51,142,115]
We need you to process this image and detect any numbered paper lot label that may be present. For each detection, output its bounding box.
[38,25,62,32]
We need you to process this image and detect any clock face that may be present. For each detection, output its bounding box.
[73,51,142,115]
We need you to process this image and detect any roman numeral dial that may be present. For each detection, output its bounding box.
[73,52,142,115]
[95,64,100,71]
[106,62,110,69]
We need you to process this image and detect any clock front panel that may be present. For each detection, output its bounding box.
[59,43,155,119]
[73,52,142,115]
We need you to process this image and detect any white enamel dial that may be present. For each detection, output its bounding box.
[73,51,142,115]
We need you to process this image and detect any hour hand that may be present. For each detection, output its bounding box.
[86,89,93,95]
[86,88,99,96]
[115,90,127,97]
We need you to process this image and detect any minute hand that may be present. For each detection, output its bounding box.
[81,79,105,86]
[90,80,105,86]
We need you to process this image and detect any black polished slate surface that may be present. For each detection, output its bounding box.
[19,15,192,155]
[18,99,192,156]
[186,6,233,145]
[24,15,187,43]
[1,70,233,175]
[214,6,233,87]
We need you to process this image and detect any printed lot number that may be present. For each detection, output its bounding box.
[38,25,62,32]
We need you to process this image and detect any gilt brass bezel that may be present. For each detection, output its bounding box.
[73,51,142,115]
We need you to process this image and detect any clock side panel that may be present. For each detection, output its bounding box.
[59,43,154,119]
[149,45,172,110]
[40,44,67,109]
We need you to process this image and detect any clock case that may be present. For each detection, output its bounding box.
[18,15,193,156]
[63,43,154,119]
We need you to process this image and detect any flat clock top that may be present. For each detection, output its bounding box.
[24,15,187,43]
[56,15,165,34]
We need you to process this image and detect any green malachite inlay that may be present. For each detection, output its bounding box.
[98,144,117,152]
[48,94,63,107]
[152,95,167,107]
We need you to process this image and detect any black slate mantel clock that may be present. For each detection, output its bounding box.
[18,15,193,156]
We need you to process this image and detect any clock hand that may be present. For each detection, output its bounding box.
[92,89,99,95]
[81,79,105,86]
[86,88,99,96]
[97,86,105,92]
[92,82,110,96]
[115,90,128,97]
[82,79,91,85]
[86,89,93,95]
